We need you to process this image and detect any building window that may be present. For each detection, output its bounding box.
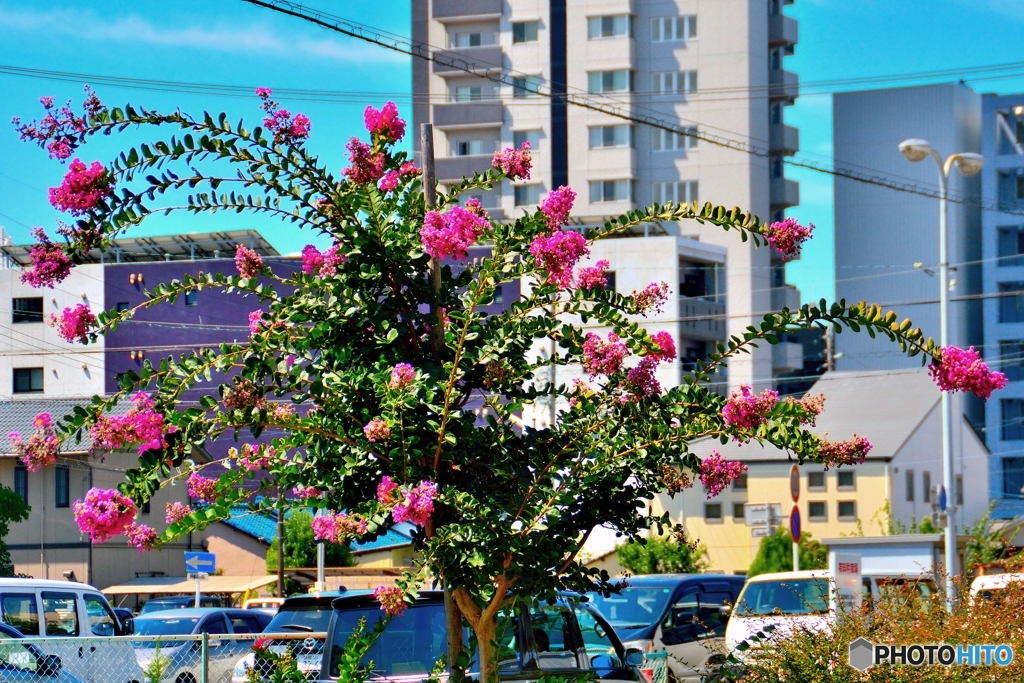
[732,503,746,521]
[652,181,698,204]
[905,469,915,502]
[653,128,698,151]
[12,297,44,324]
[589,125,632,149]
[514,185,542,206]
[588,70,631,94]
[451,31,482,48]
[1004,458,1024,498]
[770,48,783,70]
[998,226,1024,266]
[651,15,696,42]
[1002,399,1024,440]
[493,286,503,305]
[704,503,722,522]
[116,301,130,312]
[771,102,783,125]
[55,466,69,508]
[651,71,697,95]
[454,140,484,156]
[590,180,632,203]
[14,466,28,504]
[837,471,855,490]
[1001,282,1024,322]
[956,474,964,506]
[808,501,826,521]
[733,472,748,491]
[512,21,539,44]
[587,15,630,39]
[772,157,784,178]
[185,290,198,307]
[1000,341,1024,382]
[13,368,44,394]
[604,272,616,293]
[922,471,931,503]
[807,471,825,491]
[837,501,856,520]
[513,130,541,150]
[681,343,706,371]
[513,76,543,98]
[454,86,483,102]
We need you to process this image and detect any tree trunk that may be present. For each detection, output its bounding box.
[444,588,463,678]
[474,613,499,683]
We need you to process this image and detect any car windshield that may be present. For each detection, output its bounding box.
[735,579,829,617]
[139,599,187,614]
[329,603,447,678]
[586,587,674,629]
[132,616,200,647]
[266,604,333,633]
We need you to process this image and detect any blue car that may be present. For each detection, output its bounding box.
[0,622,82,683]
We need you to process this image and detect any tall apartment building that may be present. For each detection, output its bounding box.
[412,0,803,393]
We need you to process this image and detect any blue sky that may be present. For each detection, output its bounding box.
[1,0,1023,300]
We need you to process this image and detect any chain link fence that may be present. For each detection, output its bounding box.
[640,651,669,683]
[6,632,326,683]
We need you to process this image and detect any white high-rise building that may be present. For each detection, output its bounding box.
[413,0,803,393]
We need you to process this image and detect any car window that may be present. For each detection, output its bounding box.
[1,594,40,636]
[587,586,673,630]
[41,592,79,636]
[84,594,118,636]
[329,603,449,678]
[736,579,829,617]
[698,591,732,637]
[667,591,699,628]
[0,631,39,673]
[266,603,333,633]
[528,604,579,669]
[574,605,616,655]
[202,615,229,635]
[230,616,262,634]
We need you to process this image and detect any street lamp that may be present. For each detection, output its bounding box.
[898,138,983,612]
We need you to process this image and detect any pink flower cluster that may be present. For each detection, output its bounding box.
[364,102,406,143]
[575,260,609,291]
[765,218,814,261]
[248,310,264,336]
[633,282,670,315]
[390,363,416,389]
[374,585,407,617]
[12,86,106,160]
[237,444,274,472]
[256,87,311,146]
[791,393,826,425]
[165,501,192,525]
[22,228,72,289]
[491,142,532,180]
[90,392,172,456]
[364,419,391,443]
[311,512,367,544]
[817,436,872,468]
[344,138,386,185]
[49,304,96,344]
[529,230,589,288]
[582,332,629,377]
[625,357,661,397]
[73,488,137,543]
[722,385,780,433]
[377,476,437,526]
[698,451,748,499]
[187,473,218,502]
[650,331,677,362]
[378,164,419,192]
[124,523,158,552]
[929,345,1007,400]
[292,485,322,500]
[235,244,264,279]
[48,159,114,214]
[540,186,576,230]
[8,412,59,472]
[300,244,347,277]
[420,206,490,260]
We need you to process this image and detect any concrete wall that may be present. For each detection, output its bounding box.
[205,523,270,580]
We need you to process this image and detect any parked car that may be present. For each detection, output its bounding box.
[112,608,135,628]
[0,621,84,683]
[231,592,342,683]
[320,590,642,681]
[241,598,283,616]
[0,578,141,683]
[131,608,271,683]
[969,573,1024,605]
[139,596,224,615]
[586,574,746,682]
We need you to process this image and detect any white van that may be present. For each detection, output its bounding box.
[969,573,1024,604]
[0,578,143,683]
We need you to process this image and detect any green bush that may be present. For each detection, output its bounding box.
[615,533,709,575]
[746,527,827,577]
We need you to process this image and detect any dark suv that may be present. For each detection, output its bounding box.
[321,590,642,681]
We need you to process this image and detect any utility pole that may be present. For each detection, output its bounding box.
[824,327,835,372]
[276,494,285,598]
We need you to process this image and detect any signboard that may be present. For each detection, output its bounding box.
[752,527,771,538]
[790,505,801,542]
[790,464,800,503]
[830,552,863,612]
[186,572,209,581]
[745,504,768,527]
[184,552,216,574]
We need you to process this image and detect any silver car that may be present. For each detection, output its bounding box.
[0,622,83,683]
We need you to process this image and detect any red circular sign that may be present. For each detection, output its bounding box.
[790,505,801,543]
[790,464,800,503]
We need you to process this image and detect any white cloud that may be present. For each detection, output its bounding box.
[0,6,405,64]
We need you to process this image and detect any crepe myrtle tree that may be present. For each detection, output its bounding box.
[11,88,1007,681]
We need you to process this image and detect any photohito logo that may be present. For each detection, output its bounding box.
[848,638,1014,671]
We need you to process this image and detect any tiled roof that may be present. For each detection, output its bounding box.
[222,506,413,554]
[0,398,132,455]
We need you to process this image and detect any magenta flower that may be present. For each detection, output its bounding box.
[22,229,72,289]
[248,310,264,336]
[73,488,137,542]
[575,260,610,291]
[319,245,346,276]
[491,142,532,180]
[582,332,629,377]
[818,436,872,468]
[291,485,321,500]
[125,523,158,552]
[377,475,400,505]
[419,206,490,260]
[374,585,407,617]
[33,412,52,429]
[649,331,677,362]
[540,186,576,230]
[311,512,366,543]
[364,102,406,143]
[8,415,59,472]
[49,304,96,344]
[256,87,311,145]
[301,244,324,275]
[390,363,416,389]
[364,419,391,443]
[48,159,114,214]
[165,501,192,525]
[722,385,779,434]
[626,357,661,398]
[237,444,274,472]
[379,170,400,193]
[13,86,106,160]
[235,244,264,279]
[90,392,172,456]
[529,230,589,288]
[698,452,748,499]
[344,138,386,185]
[929,345,1007,400]
[633,282,670,315]
[399,161,419,176]
[392,480,437,526]
[765,218,814,261]
[187,474,218,502]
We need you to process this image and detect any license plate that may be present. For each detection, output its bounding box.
[297,654,319,670]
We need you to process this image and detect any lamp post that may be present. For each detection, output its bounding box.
[898,138,983,612]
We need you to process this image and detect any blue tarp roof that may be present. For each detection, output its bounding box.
[222,506,413,554]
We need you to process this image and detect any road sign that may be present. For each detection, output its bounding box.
[790,464,800,503]
[938,485,947,512]
[745,503,768,527]
[752,527,771,538]
[186,573,209,581]
[184,552,216,573]
[790,505,801,543]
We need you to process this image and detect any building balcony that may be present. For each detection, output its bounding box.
[432,0,502,21]
[772,341,804,372]
[770,177,800,209]
[433,46,504,76]
[769,123,799,156]
[768,14,798,47]
[435,155,494,181]
[679,297,727,341]
[768,69,799,102]
[433,102,504,129]
[771,285,801,312]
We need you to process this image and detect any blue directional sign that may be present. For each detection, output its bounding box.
[938,486,947,513]
[184,552,216,573]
